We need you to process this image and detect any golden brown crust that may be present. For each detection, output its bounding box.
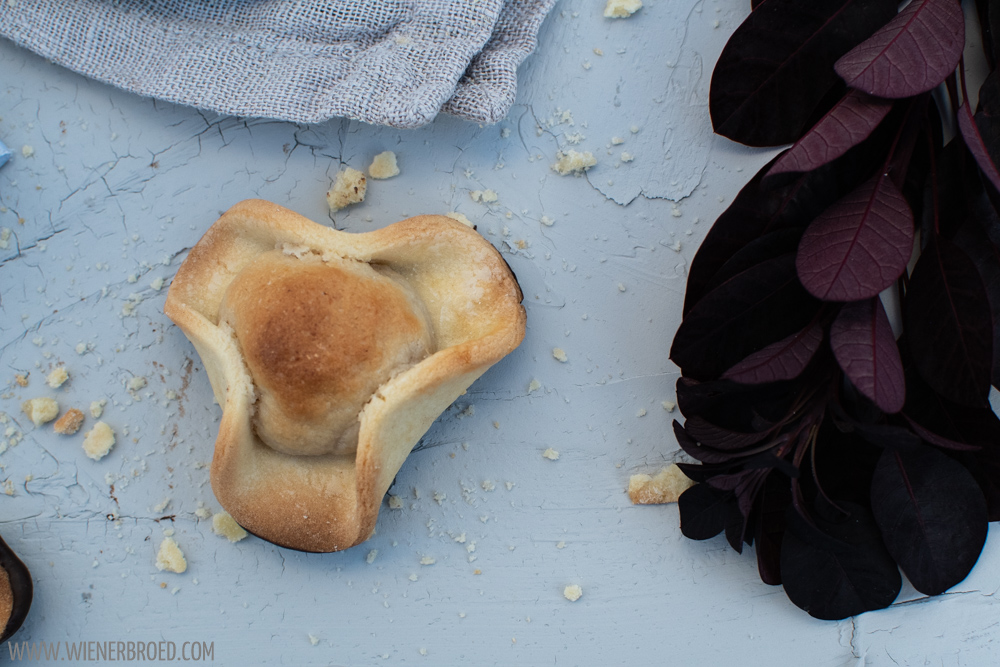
[165,200,525,552]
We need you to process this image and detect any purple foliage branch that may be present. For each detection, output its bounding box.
[670,0,1000,620]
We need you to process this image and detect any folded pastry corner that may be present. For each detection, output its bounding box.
[165,199,525,552]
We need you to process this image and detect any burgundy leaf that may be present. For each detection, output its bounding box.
[902,356,1000,450]
[710,0,899,146]
[796,172,914,301]
[769,91,893,177]
[904,237,993,407]
[678,484,736,541]
[684,416,772,451]
[958,101,1000,193]
[953,205,1000,389]
[672,254,821,380]
[871,446,987,596]
[834,0,965,99]
[829,298,904,413]
[722,320,824,384]
[675,421,741,464]
[904,416,982,452]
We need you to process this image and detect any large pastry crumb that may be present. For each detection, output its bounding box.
[46,367,69,388]
[552,348,568,362]
[326,167,367,211]
[89,399,107,419]
[627,464,694,504]
[155,537,187,573]
[604,0,642,18]
[212,511,248,543]
[542,448,560,460]
[551,150,597,175]
[445,212,474,227]
[82,421,115,461]
[53,408,85,435]
[368,151,399,179]
[22,397,59,426]
[563,584,583,601]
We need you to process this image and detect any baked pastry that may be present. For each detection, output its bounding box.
[165,200,525,552]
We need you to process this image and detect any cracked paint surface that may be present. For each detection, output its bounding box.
[1,0,997,664]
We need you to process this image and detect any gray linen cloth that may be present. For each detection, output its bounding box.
[0,0,556,127]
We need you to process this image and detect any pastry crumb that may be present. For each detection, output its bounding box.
[628,464,694,504]
[212,511,248,542]
[542,448,560,461]
[604,0,642,18]
[388,494,403,509]
[563,584,583,602]
[46,367,69,388]
[551,150,597,175]
[194,506,211,520]
[552,348,568,363]
[53,408,84,435]
[662,400,676,412]
[89,399,107,419]
[527,379,541,393]
[366,549,378,564]
[82,421,115,461]
[445,212,474,227]
[308,634,320,646]
[22,397,59,426]
[326,167,367,211]
[368,151,400,179]
[420,556,436,566]
[128,376,147,392]
[155,537,187,573]
[14,374,28,387]
[620,152,634,163]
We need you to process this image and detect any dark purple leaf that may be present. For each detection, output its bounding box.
[904,236,993,407]
[769,91,893,177]
[710,0,899,146]
[676,377,799,433]
[797,172,914,301]
[684,416,771,451]
[976,0,998,69]
[953,197,1000,389]
[901,355,1000,450]
[754,475,792,585]
[780,502,901,620]
[678,484,737,541]
[697,229,804,306]
[830,298,904,413]
[834,0,965,99]
[722,320,825,384]
[960,445,1000,521]
[672,254,821,380]
[675,422,742,464]
[871,445,987,595]
[958,101,1000,194]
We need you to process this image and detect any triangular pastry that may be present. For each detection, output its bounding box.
[165,200,525,552]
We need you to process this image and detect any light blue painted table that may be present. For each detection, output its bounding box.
[1,1,998,664]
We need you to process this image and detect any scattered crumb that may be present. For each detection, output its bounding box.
[14,374,28,387]
[611,136,625,145]
[420,556,436,566]
[212,511,248,542]
[388,495,403,509]
[470,189,499,203]
[0,228,10,250]
[155,537,187,573]
[540,215,555,226]
[89,399,107,419]
[542,448,560,461]
[128,376,147,392]
[194,507,211,520]
[563,584,583,602]
[556,541,566,549]
[552,348,568,363]
[309,634,320,646]
[445,212,474,227]
[551,150,597,175]
[419,648,428,656]
[369,151,400,179]
[620,152,634,163]
[433,491,446,505]
[21,145,34,158]
[53,408,85,435]
[630,125,640,133]
[366,549,378,564]
[150,277,165,291]
[628,464,695,505]
[528,379,542,393]
[636,408,647,417]
[46,367,69,388]
[408,573,418,582]
[604,0,641,18]
[82,421,115,461]
[154,498,171,512]
[662,400,676,412]
[22,397,59,426]
[481,480,496,492]
[326,167,367,211]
